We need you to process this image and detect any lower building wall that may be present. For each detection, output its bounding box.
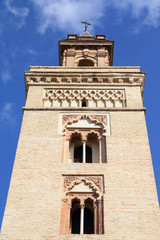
[0,110,160,240]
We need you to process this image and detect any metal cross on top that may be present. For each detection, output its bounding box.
[81,21,91,31]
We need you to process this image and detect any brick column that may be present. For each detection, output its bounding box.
[59,198,67,234]
[93,201,98,234]
[99,139,102,163]
[82,140,86,163]
[102,136,107,163]
[80,203,85,234]
[65,201,71,234]
[64,140,70,163]
[61,135,65,162]
[98,198,103,234]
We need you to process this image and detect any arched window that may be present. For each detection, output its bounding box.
[84,199,94,234]
[71,199,81,234]
[86,146,92,163]
[87,133,99,163]
[71,198,94,234]
[73,145,92,163]
[82,98,87,107]
[59,175,104,235]
[63,115,107,163]
[78,59,94,66]
[69,130,103,163]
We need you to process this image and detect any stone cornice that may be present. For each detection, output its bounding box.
[28,66,142,72]
[24,67,145,95]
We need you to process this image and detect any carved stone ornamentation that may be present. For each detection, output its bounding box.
[66,128,103,141]
[62,114,107,129]
[85,177,102,192]
[63,176,103,197]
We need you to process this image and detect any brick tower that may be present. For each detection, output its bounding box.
[1,30,160,240]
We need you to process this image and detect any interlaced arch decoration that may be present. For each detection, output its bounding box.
[43,89,126,108]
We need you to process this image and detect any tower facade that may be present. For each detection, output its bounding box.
[1,31,160,239]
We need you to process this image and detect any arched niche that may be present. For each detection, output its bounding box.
[78,59,94,66]
[74,56,97,67]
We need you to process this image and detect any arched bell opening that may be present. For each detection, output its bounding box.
[84,198,94,234]
[78,59,94,66]
[71,199,81,234]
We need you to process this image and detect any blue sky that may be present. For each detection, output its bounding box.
[0,0,160,230]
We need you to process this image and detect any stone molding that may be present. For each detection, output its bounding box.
[23,106,146,111]
[26,74,144,85]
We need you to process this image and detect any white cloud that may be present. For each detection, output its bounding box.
[30,0,160,34]
[1,71,12,83]
[111,0,160,27]
[4,0,29,27]
[0,103,15,126]
[0,103,18,130]
[27,48,38,55]
[0,103,12,122]
[30,0,104,34]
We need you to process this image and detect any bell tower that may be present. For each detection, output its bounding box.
[1,30,160,239]
[59,31,113,67]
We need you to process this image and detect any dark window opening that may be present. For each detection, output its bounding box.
[74,146,83,163]
[82,98,87,107]
[84,208,94,234]
[84,199,94,234]
[71,199,80,234]
[78,59,94,66]
[86,146,92,163]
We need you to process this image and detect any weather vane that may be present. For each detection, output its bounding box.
[81,21,91,31]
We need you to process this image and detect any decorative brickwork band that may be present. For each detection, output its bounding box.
[43,89,126,108]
